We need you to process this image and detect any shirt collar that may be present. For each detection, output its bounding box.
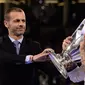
[8,36,23,43]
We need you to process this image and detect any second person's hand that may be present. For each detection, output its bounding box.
[62,36,72,51]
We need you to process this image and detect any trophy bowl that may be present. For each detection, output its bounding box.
[49,19,85,79]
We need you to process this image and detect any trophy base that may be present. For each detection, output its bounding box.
[49,53,68,79]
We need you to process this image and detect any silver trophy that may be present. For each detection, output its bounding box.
[49,19,85,79]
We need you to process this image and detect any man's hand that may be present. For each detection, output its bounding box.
[62,36,72,51]
[43,48,55,53]
[32,48,54,62]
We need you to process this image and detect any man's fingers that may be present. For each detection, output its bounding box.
[43,48,54,53]
[62,36,72,50]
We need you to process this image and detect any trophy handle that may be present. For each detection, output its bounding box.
[72,18,85,37]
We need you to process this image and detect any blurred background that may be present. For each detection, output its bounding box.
[0,0,85,85]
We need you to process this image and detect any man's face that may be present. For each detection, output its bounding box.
[4,11,26,36]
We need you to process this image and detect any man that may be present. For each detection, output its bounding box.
[62,35,85,83]
[0,7,54,85]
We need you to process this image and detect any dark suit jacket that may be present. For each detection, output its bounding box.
[0,35,42,85]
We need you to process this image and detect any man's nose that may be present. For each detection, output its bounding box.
[19,21,25,27]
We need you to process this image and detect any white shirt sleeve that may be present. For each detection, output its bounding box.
[68,66,85,83]
[25,55,33,64]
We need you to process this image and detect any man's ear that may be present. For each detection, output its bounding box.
[4,20,9,28]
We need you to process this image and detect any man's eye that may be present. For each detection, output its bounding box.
[16,20,20,22]
[14,19,26,23]
[14,19,20,22]
[22,20,26,22]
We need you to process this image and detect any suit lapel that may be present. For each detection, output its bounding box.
[19,38,29,55]
[1,36,16,54]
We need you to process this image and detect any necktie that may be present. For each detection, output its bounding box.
[13,40,20,55]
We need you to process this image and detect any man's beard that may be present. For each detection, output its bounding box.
[15,32,24,36]
[12,29,25,36]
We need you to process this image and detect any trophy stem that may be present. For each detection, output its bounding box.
[49,53,68,79]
